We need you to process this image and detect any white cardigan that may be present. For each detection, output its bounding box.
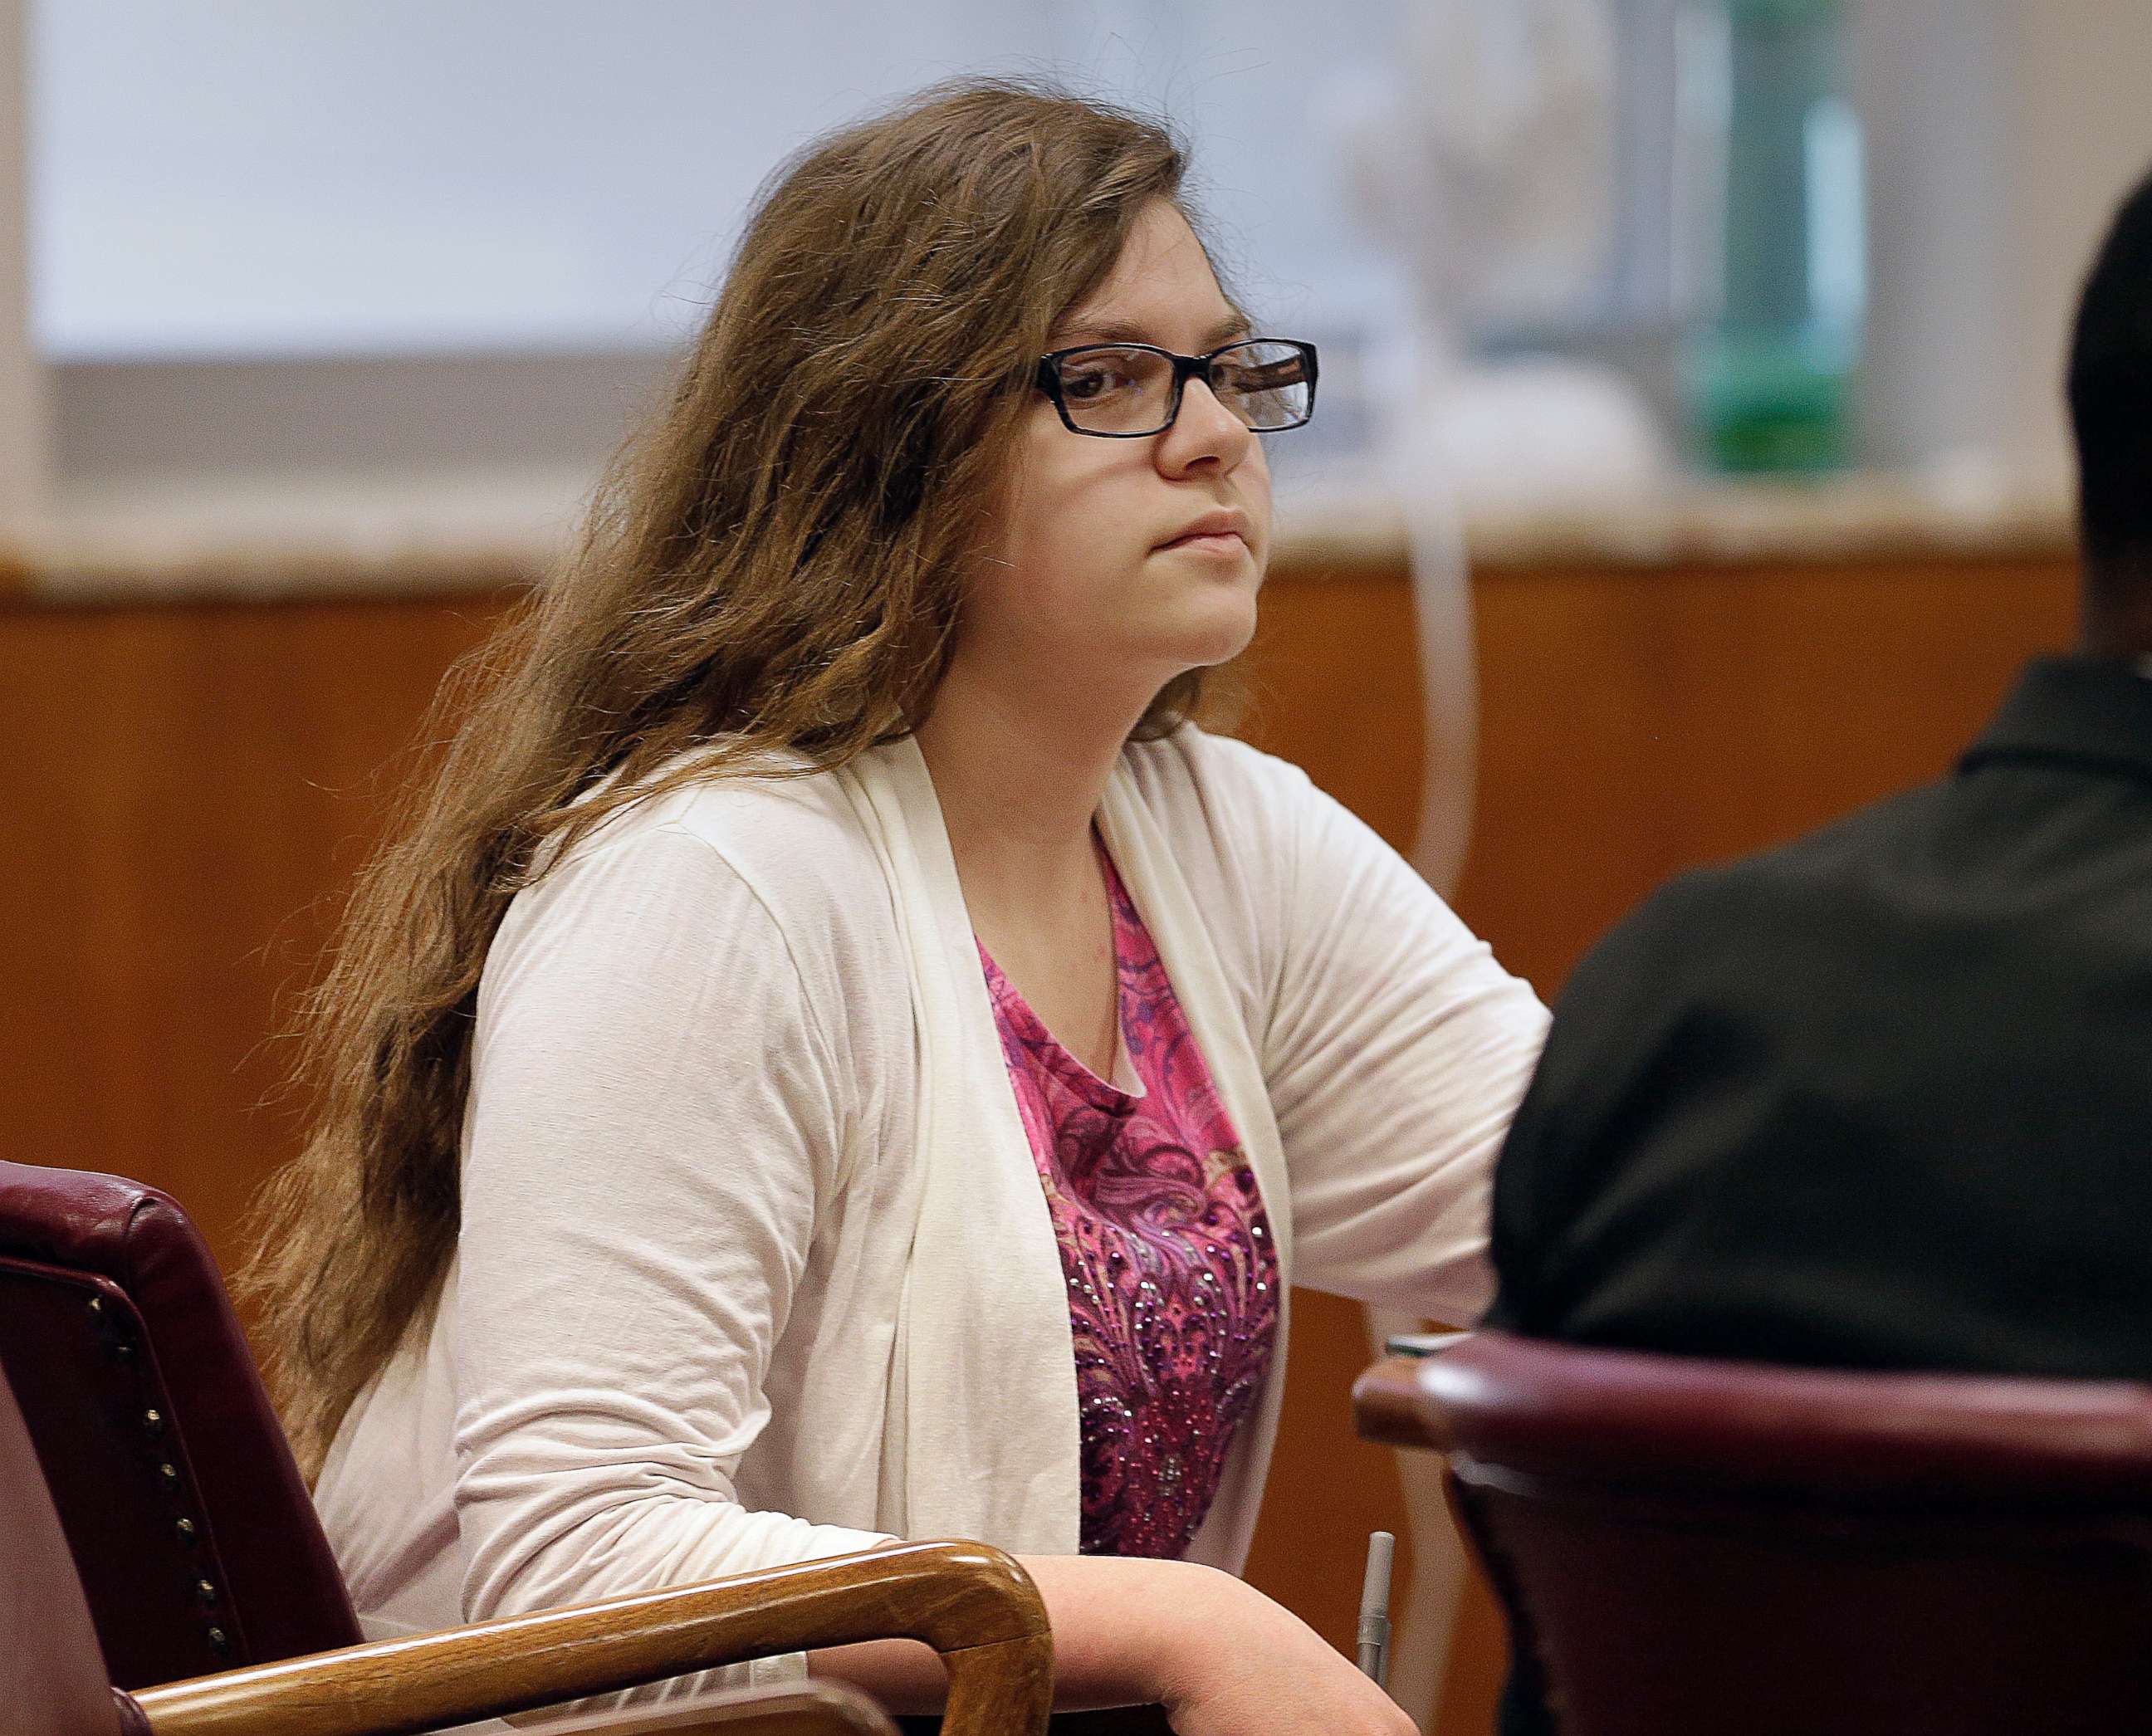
[314,726,1548,1709]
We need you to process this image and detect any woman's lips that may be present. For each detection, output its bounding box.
[1156,530,1248,555]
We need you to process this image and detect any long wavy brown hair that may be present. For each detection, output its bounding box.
[245,80,1229,1475]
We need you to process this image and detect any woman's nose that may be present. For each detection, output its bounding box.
[1157,375,1254,474]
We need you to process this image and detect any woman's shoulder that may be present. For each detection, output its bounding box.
[1117,724,1439,960]
[637,758,880,864]
[1112,726,1359,983]
[1118,726,1363,876]
[485,759,914,1078]
[1119,724,1325,828]
[537,756,898,955]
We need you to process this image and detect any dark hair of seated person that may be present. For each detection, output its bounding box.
[2070,165,2152,656]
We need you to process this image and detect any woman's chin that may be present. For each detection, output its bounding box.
[1156,595,1259,672]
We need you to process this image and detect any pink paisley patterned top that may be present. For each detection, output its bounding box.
[977,843,1280,1558]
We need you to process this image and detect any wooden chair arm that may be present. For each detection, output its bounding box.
[129,1541,1049,1736]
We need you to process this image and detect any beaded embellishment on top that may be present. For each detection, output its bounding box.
[978,844,1279,1558]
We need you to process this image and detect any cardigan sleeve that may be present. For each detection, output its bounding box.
[448,820,894,1709]
[1255,763,1550,1325]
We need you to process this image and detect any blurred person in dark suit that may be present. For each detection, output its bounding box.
[1489,159,2152,1391]
[1480,157,2152,1736]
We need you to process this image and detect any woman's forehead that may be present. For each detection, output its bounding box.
[1054,312,1250,352]
[1051,203,1245,350]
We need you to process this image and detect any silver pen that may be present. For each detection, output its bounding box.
[1356,1528,1395,1689]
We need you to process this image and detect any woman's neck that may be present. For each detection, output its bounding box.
[912,658,1148,914]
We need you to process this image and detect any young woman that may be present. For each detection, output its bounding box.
[249,81,1548,1736]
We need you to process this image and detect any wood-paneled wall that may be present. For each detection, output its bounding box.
[0,546,2076,1732]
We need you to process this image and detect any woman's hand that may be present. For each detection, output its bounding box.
[1142,1562,1418,1736]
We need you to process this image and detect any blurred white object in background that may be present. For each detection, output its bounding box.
[1329,0,1670,899]
[1328,9,1667,1728]
[1349,0,1619,330]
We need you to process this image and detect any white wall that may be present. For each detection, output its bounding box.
[32,0,1404,361]
[1851,0,2010,473]
[28,2,2152,495]
[1995,0,2152,497]
[1,0,44,522]
[1855,0,2152,488]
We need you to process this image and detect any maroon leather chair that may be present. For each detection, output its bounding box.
[0,1347,899,1736]
[1356,1331,2152,1736]
[0,1159,358,1686]
[0,1161,1054,1736]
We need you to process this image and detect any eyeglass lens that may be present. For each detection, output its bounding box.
[1059,341,1313,436]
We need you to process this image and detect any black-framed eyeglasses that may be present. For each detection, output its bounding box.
[1034,338,1319,438]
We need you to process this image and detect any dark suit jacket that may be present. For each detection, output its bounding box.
[1488,654,2152,1380]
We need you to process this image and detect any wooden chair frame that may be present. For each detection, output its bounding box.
[124,1542,1050,1736]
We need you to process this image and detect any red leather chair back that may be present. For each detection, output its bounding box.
[0,1161,361,1690]
[0,1355,136,1736]
[1424,1332,2152,1736]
